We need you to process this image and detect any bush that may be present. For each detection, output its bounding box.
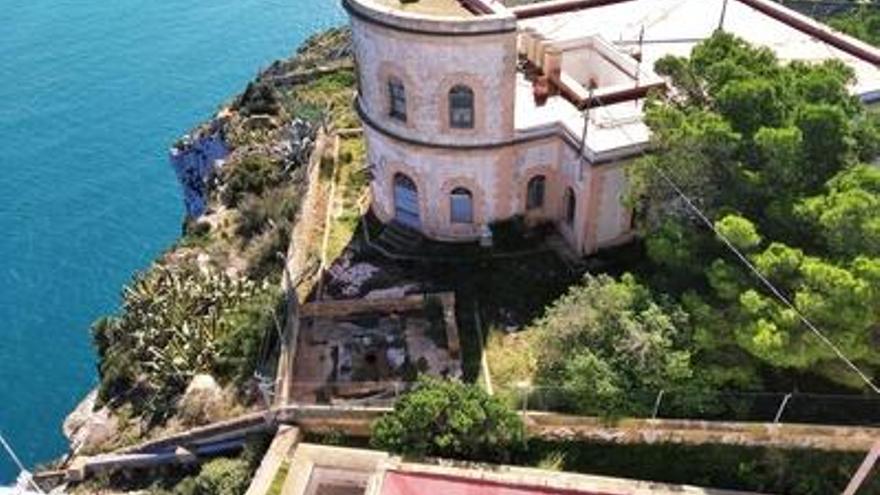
[235,81,283,117]
[528,273,697,417]
[215,289,284,383]
[244,225,291,281]
[221,155,283,208]
[236,186,301,242]
[371,377,524,463]
[172,458,251,495]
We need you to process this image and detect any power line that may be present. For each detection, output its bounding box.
[585,91,880,395]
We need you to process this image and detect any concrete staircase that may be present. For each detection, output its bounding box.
[373,221,423,255]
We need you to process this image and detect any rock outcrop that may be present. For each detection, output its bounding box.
[63,390,119,456]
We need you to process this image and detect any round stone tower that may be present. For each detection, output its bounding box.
[345,0,519,240]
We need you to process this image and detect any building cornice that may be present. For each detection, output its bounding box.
[343,0,517,37]
[356,97,644,166]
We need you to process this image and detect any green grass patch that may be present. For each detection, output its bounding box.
[265,460,290,495]
[325,136,370,262]
[285,69,358,129]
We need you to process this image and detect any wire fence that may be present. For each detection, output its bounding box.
[497,386,880,427]
[282,380,880,427]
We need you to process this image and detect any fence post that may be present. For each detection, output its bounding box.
[518,383,529,416]
[651,390,665,420]
[518,383,529,449]
[773,393,792,424]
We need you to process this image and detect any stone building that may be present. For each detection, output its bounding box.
[345,0,880,255]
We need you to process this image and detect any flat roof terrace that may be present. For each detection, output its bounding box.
[373,0,474,17]
[518,0,880,98]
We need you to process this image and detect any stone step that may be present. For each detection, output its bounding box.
[378,222,423,252]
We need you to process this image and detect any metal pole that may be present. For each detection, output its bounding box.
[255,373,277,428]
[578,89,593,182]
[773,393,792,424]
[718,0,730,31]
[651,390,665,420]
[520,385,529,448]
[0,431,45,494]
[843,439,880,495]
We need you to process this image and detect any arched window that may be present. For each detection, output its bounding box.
[450,187,474,224]
[449,85,474,129]
[394,173,420,228]
[526,175,546,210]
[389,77,407,122]
[564,188,576,226]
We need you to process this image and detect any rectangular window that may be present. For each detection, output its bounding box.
[449,87,474,129]
[389,80,406,122]
[527,178,545,210]
[450,106,473,129]
[450,193,473,224]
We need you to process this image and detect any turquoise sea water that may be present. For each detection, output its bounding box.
[0,0,344,482]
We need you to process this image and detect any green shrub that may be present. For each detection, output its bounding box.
[527,273,697,417]
[235,81,283,117]
[244,226,291,281]
[371,377,524,463]
[172,458,251,495]
[221,155,283,208]
[184,219,211,237]
[236,187,301,242]
[215,289,284,384]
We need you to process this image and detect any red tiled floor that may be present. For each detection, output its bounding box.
[381,471,605,495]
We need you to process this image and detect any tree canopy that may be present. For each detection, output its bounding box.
[526,274,698,415]
[627,31,880,390]
[371,377,524,462]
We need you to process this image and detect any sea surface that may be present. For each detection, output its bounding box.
[0,0,344,482]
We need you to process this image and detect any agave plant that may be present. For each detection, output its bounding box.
[93,261,280,421]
